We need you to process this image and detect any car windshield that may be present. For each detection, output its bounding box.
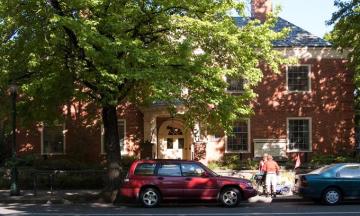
[309,164,336,174]
[203,165,220,176]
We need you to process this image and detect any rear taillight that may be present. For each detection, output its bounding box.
[300,176,308,187]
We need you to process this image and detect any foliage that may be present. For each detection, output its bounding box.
[0,0,290,199]
[208,154,258,170]
[119,155,138,173]
[4,154,38,168]
[0,0,289,131]
[328,0,360,124]
[310,153,360,167]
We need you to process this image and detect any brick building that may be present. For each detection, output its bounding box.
[15,0,355,164]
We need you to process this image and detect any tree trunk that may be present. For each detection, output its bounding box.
[100,104,122,203]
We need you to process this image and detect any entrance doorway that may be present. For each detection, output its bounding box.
[158,119,191,159]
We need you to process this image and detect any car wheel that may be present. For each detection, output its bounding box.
[220,187,241,207]
[322,187,342,205]
[140,188,161,208]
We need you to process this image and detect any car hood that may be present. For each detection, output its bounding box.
[216,176,249,183]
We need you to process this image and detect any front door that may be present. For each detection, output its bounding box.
[164,137,185,159]
[158,119,191,160]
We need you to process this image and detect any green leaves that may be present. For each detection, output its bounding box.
[0,0,288,132]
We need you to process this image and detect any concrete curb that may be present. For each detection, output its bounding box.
[0,196,305,204]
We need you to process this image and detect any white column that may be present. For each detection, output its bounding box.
[144,112,157,158]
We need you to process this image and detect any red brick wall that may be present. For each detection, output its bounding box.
[250,58,355,157]
[207,58,355,162]
[16,102,144,163]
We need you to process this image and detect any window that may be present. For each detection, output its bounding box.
[226,119,250,152]
[287,118,312,152]
[167,138,173,149]
[41,123,65,155]
[287,65,311,92]
[178,138,184,149]
[101,119,126,154]
[181,163,206,177]
[337,166,360,178]
[157,164,182,176]
[134,163,156,176]
[226,76,245,92]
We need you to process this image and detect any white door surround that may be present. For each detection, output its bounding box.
[157,118,192,160]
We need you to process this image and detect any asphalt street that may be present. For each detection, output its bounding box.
[2,201,360,216]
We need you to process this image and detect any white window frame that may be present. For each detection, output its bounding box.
[101,119,127,155]
[287,117,312,153]
[41,123,66,155]
[225,76,245,94]
[286,64,312,93]
[225,119,251,153]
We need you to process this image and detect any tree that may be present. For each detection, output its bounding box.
[328,0,360,126]
[0,0,289,202]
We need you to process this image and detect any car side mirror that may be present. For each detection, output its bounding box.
[201,172,210,178]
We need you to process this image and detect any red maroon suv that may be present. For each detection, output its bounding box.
[119,159,257,207]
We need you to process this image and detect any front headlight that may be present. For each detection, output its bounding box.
[243,181,253,188]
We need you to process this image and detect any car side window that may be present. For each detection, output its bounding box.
[157,163,182,177]
[134,163,156,176]
[181,163,206,177]
[337,166,360,178]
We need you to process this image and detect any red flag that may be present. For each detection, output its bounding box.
[295,154,301,169]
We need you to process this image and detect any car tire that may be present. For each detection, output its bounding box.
[322,187,342,205]
[140,187,161,208]
[220,187,241,207]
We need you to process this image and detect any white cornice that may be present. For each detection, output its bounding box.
[275,47,350,60]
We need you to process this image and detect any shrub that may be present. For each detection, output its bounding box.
[207,154,259,170]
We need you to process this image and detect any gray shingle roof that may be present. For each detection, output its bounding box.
[233,17,332,47]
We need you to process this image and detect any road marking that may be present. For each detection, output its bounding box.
[11,212,360,216]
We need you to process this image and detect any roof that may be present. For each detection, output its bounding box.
[233,17,332,47]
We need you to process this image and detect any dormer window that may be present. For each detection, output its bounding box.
[226,76,245,93]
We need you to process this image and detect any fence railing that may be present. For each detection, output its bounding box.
[31,169,105,196]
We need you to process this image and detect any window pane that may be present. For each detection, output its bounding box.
[157,164,181,176]
[287,66,310,91]
[181,163,206,177]
[43,125,64,154]
[227,77,245,92]
[178,138,184,149]
[288,119,310,151]
[134,163,156,176]
[118,120,125,151]
[227,121,249,152]
[167,138,173,149]
[338,166,360,178]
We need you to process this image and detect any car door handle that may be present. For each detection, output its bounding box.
[185,178,192,181]
[158,177,164,180]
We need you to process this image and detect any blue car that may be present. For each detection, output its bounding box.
[294,163,360,205]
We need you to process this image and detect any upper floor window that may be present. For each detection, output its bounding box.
[287,65,311,92]
[41,123,66,155]
[226,76,245,93]
[226,119,250,153]
[101,119,126,154]
[287,118,312,152]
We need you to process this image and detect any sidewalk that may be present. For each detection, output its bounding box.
[0,190,101,204]
[0,189,304,204]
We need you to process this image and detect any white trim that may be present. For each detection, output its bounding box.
[41,122,66,155]
[286,117,312,153]
[101,119,127,155]
[286,64,312,93]
[225,119,251,153]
